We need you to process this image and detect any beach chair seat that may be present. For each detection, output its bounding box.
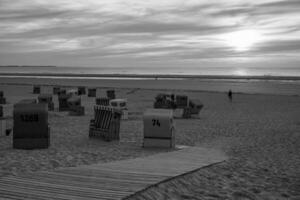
[33,85,40,94]
[67,96,84,116]
[143,109,175,148]
[78,86,86,95]
[96,97,110,106]
[88,88,96,97]
[38,94,54,111]
[89,105,121,141]
[13,100,50,149]
[106,90,116,100]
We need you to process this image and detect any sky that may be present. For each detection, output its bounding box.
[0,0,299,75]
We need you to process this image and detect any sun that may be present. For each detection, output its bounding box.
[222,30,262,51]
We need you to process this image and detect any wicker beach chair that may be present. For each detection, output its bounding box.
[78,86,86,95]
[106,90,116,100]
[189,99,204,114]
[89,105,121,141]
[58,93,71,111]
[0,91,6,104]
[53,87,60,95]
[109,99,128,120]
[33,85,40,94]
[176,95,189,108]
[88,88,96,97]
[13,99,50,149]
[67,96,84,116]
[38,94,54,111]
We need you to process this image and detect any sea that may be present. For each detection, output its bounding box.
[0,66,300,77]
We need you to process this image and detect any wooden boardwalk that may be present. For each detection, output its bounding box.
[0,147,226,200]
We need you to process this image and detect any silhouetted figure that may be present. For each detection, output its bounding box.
[228,90,233,102]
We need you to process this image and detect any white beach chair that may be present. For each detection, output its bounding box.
[109,99,128,120]
[143,109,175,148]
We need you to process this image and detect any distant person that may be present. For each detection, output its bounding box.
[228,89,233,102]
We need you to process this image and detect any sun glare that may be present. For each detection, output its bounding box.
[223,30,262,51]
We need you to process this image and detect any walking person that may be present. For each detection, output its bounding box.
[228,89,233,102]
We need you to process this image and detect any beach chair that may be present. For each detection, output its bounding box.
[88,88,96,97]
[58,93,71,111]
[0,106,7,136]
[153,93,175,109]
[13,100,50,149]
[143,109,175,148]
[78,86,86,95]
[176,95,189,108]
[106,90,116,100]
[109,99,128,120]
[58,89,66,96]
[38,94,54,111]
[33,85,40,94]
[189,99,204,115]
[96,97,110,106]
[89,105,121,141]
[0,91,6,104]
[67,96,84,116]
[66,89,78,96]
[53,87,60,95]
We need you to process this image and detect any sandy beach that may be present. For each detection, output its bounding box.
[0,77,299,200]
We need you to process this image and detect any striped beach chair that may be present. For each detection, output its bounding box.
[89,105,121,141]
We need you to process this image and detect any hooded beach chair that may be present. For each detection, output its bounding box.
[78,86,86,95]
[58,93,71,111]
[67,96,84,116]
[13,99,50,149]
[33,85,40,94]
[143,108,175,148]
[53,87,60,95]
[189,99,204,115]
[106,90,116,100]
[109,99,128,120]
[0,91,6,104]
[96,97,110,106]
[89,105,121,141]
[88,88,96,97]
[176,95,189,108]
[38,94,54,111]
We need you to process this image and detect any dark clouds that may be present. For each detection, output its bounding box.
[0,0,299,69]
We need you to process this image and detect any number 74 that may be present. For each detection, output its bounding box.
[152,119,161,127]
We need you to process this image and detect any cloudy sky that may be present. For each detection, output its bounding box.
[0,0,299,74]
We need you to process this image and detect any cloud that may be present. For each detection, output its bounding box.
[0,0,299,72]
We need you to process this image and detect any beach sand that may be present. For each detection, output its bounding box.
[0,78,299,200]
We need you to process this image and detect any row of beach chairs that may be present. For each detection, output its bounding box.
[10,101,174,149]
[2,86,203,150]
[33,85,116,99]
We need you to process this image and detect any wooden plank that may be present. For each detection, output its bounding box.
[0,147,227,200]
